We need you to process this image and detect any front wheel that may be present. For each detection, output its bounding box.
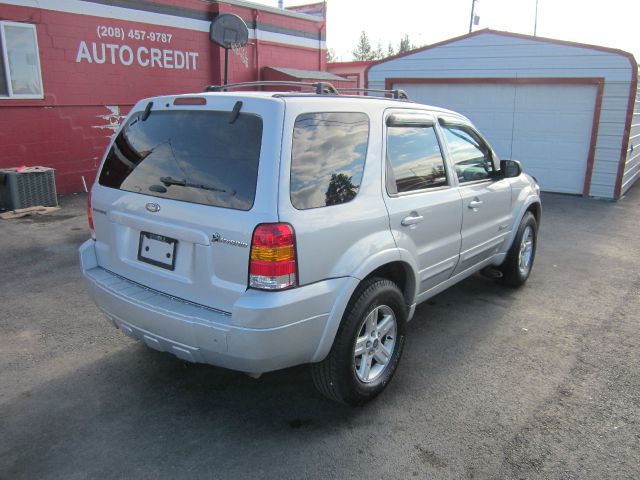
[499,211,538,286]
[311,278,406,405]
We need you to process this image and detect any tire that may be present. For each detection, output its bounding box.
[499,211,538,287]
[311,277,406,405]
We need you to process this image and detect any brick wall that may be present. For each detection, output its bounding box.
[0,1,325,193]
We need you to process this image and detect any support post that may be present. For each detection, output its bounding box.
[224,47,229,85]
[469,0,477,33]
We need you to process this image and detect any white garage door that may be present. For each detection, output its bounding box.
[394,82,597,194]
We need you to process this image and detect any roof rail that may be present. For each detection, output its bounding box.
[336,88,410,100]
[204,81,339,95]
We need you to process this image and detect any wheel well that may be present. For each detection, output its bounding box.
[526,202,541,225]
[363,261,415,307]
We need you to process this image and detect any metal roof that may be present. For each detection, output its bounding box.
[202,0,324,22]
[266,67,350,82]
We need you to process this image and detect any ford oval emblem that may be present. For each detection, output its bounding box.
[146,202,160,213]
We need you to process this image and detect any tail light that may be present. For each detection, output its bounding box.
[249,223,297,290]
[87,191,96,240]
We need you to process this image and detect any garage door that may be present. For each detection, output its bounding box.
[393,82,597,194]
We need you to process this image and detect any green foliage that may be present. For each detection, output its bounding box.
[387,42,395,57]
[373,41,384,61]
[351,32,418,61]
[352,31,375,61]
[398,34,415,54]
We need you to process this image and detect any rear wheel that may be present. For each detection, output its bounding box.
[311,278,406,405]
[499,211,538,286]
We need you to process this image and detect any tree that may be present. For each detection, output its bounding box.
[325,173,358,206]
[373,41,384,60]
[326,47,338,63]
[352,32,417,61]
[398,34,415,54]
[352,31,374,61]
[387,42,395,58]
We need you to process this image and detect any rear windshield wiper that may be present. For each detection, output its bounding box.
[160,176,231,194]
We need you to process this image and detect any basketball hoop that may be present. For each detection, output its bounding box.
[209,14,250,84]
[230,41,249,68]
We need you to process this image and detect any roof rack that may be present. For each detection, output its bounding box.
[336,88,410,100]
[204,81,339,95]
[203,82,411,101]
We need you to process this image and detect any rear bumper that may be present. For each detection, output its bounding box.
[79,240,354,373]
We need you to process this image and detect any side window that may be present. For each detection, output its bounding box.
[290,112,369,210]
[386,125,448,194]
[0,22,43,98]
[441,125,493,183]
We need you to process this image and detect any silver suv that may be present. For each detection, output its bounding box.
[80,83,541,404]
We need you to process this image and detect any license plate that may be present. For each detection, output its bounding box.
[138,232,177,270]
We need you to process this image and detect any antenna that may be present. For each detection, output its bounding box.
[209,14,249,85]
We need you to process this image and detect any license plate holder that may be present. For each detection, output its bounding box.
[138,232,177,270]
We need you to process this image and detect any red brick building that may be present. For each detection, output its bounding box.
[326,60,373,90]
[0,0,337,193]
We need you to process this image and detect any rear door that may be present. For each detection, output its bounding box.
[439,120,512,274]
[90,95,283,313]
[382,111,463,294]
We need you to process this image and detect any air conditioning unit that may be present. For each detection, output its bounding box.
[0,167,58,211]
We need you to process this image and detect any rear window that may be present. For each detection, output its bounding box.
[99,109,263,210]
[290,112,369,210]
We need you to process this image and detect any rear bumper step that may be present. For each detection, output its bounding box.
[79,240,348,373]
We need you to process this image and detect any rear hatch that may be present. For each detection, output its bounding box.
[90,94,283,313]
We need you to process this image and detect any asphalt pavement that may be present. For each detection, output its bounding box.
[1,189,639,479]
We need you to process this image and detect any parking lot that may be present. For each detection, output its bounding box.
[1,189,639,479]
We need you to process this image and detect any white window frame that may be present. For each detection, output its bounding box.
[0,21,44,99]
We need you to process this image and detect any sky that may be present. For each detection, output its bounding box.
[254,0,640,62]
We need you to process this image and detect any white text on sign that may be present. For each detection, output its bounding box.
[76,41,199,70]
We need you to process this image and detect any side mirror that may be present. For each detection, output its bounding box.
[500,159,522,178]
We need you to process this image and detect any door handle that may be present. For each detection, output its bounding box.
[468,199,483,209]
[401,213,424,226]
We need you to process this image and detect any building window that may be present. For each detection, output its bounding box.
[0,22,44,99]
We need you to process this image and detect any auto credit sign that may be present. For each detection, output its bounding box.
[76,25,199,70]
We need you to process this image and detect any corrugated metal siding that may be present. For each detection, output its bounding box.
[621,84,640,195]
[396,82,596,194]
[368,32,636,199]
